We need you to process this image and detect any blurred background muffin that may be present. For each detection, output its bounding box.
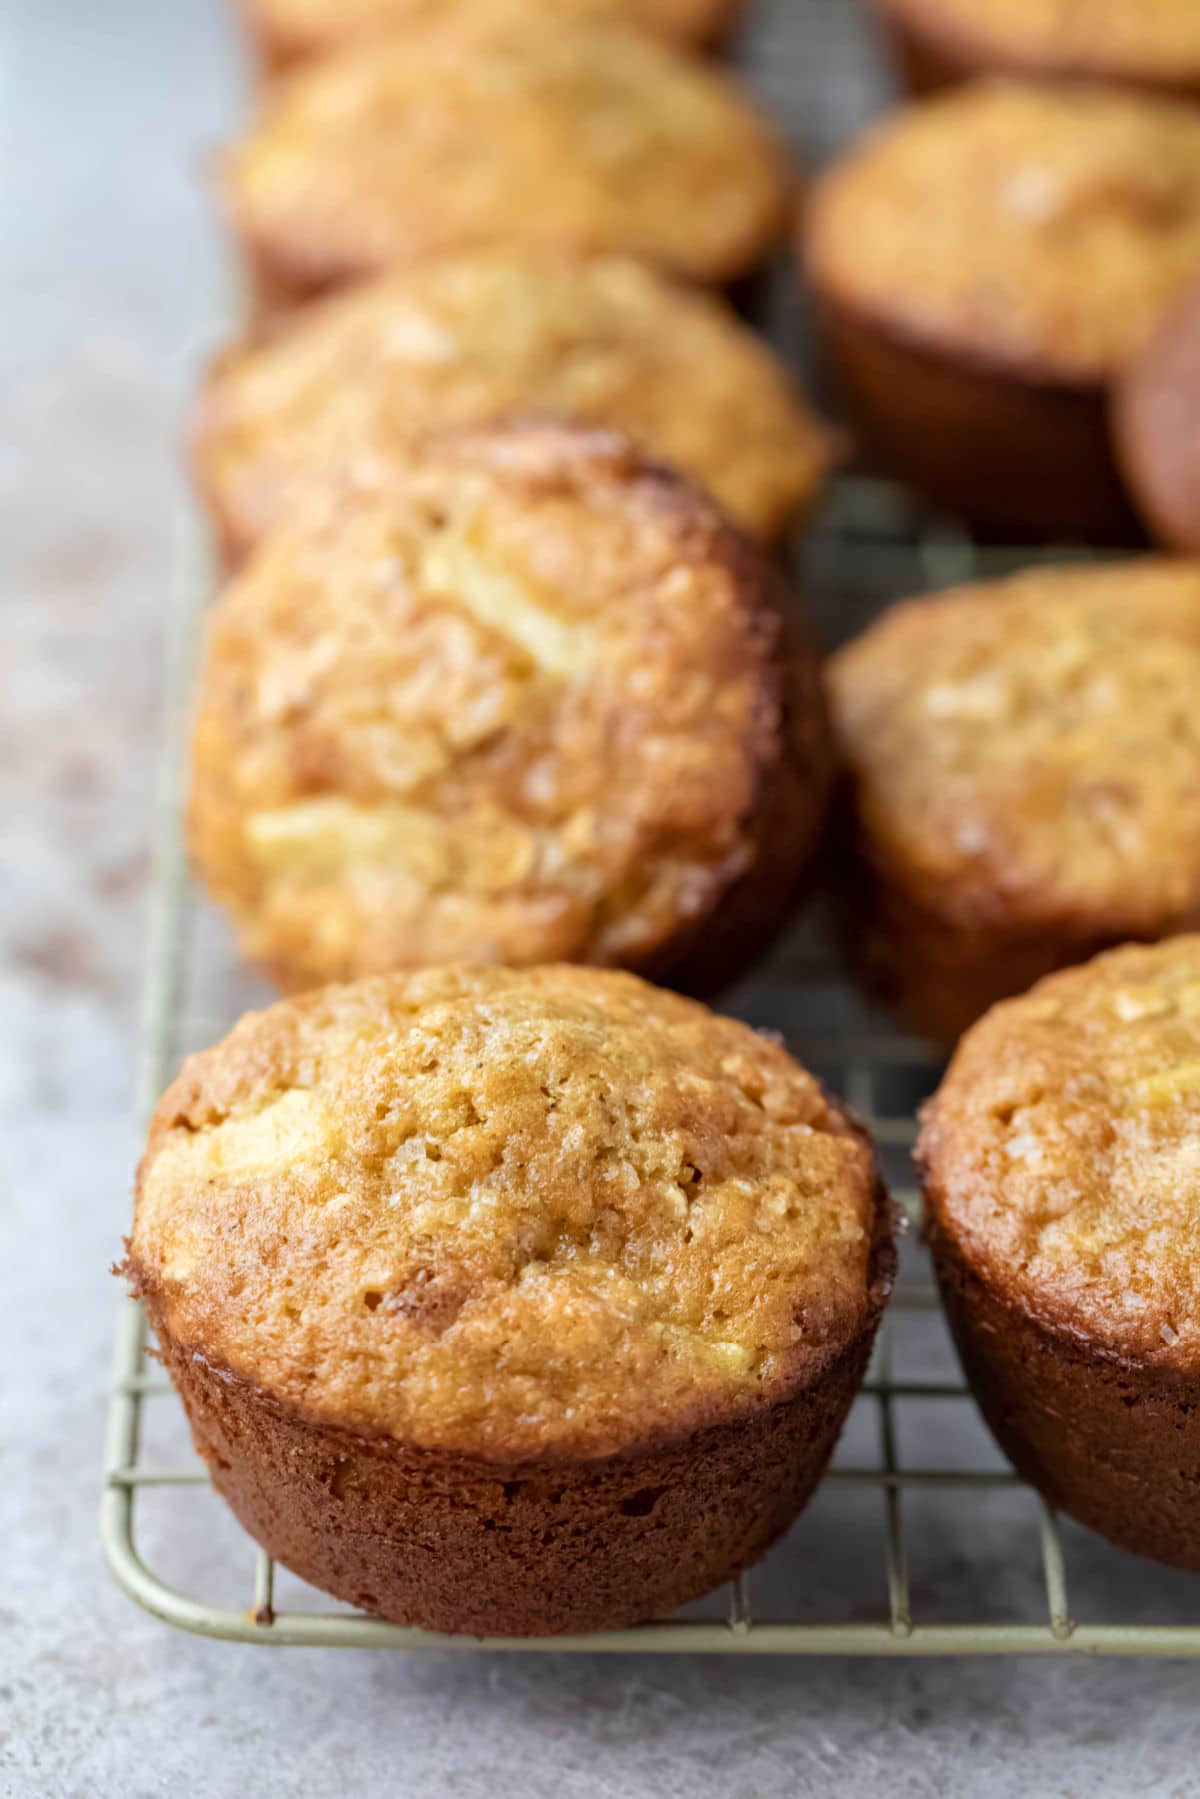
[195,252,831,565]
[241,0,745,69]
[805,81,1200,541]
[189,420,830,992]
[830,558,1200,1042]
[872,0,1200,104]
[222,22,791,309]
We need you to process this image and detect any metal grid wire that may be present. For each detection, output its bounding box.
[101,0,1200,1655]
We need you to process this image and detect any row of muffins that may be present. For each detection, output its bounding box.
[135,0,861,1640]
[191,32,1200,1037]
[126,935,1200,1629]
[190,487,1200,1048]
[837,0,1200,1594]
[212,0,1200,545]
[193,3,826,997]
[122,0,1200,1636]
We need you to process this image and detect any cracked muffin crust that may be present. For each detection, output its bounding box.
[920,936,1200,1568]
[189,420,831,993]
[1114,281,1200,553]
[830,558,1200,1042]
[124,964,894,1633]
[873,0,1200,103]
[194,252,831,564]
[241,0,743,68]
[805,82,1200,538]
[221,22,791,307]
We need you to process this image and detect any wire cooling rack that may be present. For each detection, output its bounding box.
[101,484,1200,1655]
[101,0,1200,1655]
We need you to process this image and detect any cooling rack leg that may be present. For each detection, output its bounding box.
[875,1330,913,1639]
[727,1572,753,1637]
[1039,1502,1074,1643]
[253,1550,277,1627]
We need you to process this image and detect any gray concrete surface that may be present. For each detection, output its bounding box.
[4,1,1200,1792]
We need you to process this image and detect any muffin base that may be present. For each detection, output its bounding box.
[243,250,346,325]
[929,1217,1200,1570]
[832,807,1200,1044]
[1112,290,1200,553]
[817,295,1143,544]
[873,2,1200,105]
[245,248,779,326]
[141,1237,889,1638]
[243,0,748,75]
[873,3,981,95]
[831,837,1126,1045]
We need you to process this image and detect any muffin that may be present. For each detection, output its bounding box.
[194,252,831,565]
[221,24,791,309]
[804,81,1200,541]
[1113,282,1200,553]
[189,419,831,993]
[241,0,743,69]
[920,936,1200,1570]
[123,964,894,1635]
[830,558,1200,1044]
[872,0,1200,104]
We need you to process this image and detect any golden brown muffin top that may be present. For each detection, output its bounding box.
[189,420,819,990]
[921,936,1200,1366]
[243,0,737,62]
[806,81,1200,383]
[830,559,1200,937]
[222,24,789,293]
[130,966,883,1458]
[883,0,1200,84]
[196,253,829,560]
